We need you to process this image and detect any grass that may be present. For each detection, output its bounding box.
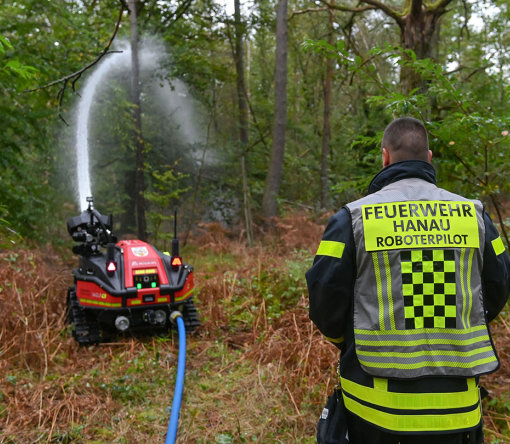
[1,212,509,443]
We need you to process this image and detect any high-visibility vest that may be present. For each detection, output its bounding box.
[345,177,499,379]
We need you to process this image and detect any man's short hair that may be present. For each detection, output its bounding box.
[381,117,429,162]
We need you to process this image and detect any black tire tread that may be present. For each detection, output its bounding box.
[67,287,102,346]
[181,297,201,333]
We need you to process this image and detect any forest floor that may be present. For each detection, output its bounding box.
[1,212,510,443]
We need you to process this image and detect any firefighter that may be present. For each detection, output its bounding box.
[307,117,510,444]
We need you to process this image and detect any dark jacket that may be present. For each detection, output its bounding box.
[306,160,510,430]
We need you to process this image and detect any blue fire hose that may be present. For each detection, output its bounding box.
[166,312,186,444]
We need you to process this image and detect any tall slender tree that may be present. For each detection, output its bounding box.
[233,0,254,246]
[262,0,288,220]
[128,0,147,240]
[320,1,335,209]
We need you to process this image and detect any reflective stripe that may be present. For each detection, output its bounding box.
[341,376,478,410]
[356,336,490,347]
[373,251,395,331]
[79,298,122,308]
[341,376,481,432]
[355,326,491,349]
[357,346,494,359]
[175,288,193,302]
[466,248,475,328]
[358,356,497,370]
[316,240,345,259]
[354,324,497,372]
[382,252,395,330]
[373,378,387,391]
[355,325,487,336]
[324,335,344,344]
[460,248,468,329]
[492,236,505,255]
[372,253,385,330]
[343,395,480,432]
[461,248,475,329]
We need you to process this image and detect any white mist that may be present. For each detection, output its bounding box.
[72,38,205,211]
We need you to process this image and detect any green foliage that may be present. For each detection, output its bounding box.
[0,32,54,242]
[371,47,510,209]
[222,249,312,328]
[3,58,38,80]
[365,89,429,115]
[101,375,150,403]
[0,34,11,51]
[0,1,122,241]
[302,38,352,62]
[0,34,38,85]
[145,165,190,245]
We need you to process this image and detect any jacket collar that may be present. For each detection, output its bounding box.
[368,160,436,194]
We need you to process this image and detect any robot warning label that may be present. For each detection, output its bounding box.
[131,246,149,257]
[361,201,480,251]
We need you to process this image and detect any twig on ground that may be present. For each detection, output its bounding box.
[285,383,302,417]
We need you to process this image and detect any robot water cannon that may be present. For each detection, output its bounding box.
[65,199,199,345]
[67,197,117,256]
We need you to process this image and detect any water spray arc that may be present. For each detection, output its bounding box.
[74,48,131,211]
[73,42,205,213]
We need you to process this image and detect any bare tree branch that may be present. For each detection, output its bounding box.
[157,0,193,29]
[289,6,329,20]
[462,65,491,82]
[450,150,486,187]
[360,0,403,22]
[320,0,403,24]
[319,0,377,13]
[427,0,457,11]
[445,64,491,80]
[25,1,126,122]
[459,0,470,38]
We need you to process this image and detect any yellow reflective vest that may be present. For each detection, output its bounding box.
[345,177,498,379]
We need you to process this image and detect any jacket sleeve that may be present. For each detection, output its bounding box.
[482,211,510,322]
[306,208,356,349]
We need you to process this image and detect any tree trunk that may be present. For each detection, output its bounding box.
[321,2,334,209]
[262,0,288,220]
[399,0,442,93]
[128,0,147,241]
[234,0,254,246]
[241,155,254,245]
[325,0,455,93]
[120,170,137,235]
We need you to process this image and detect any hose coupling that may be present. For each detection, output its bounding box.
[170,310,183,325]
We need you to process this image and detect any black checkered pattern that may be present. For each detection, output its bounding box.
[401,249,457,329]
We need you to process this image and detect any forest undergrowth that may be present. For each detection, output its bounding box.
[1,212,509,443]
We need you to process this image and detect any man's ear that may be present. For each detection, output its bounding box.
[428,150,433,162]
[382,147,391,167]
